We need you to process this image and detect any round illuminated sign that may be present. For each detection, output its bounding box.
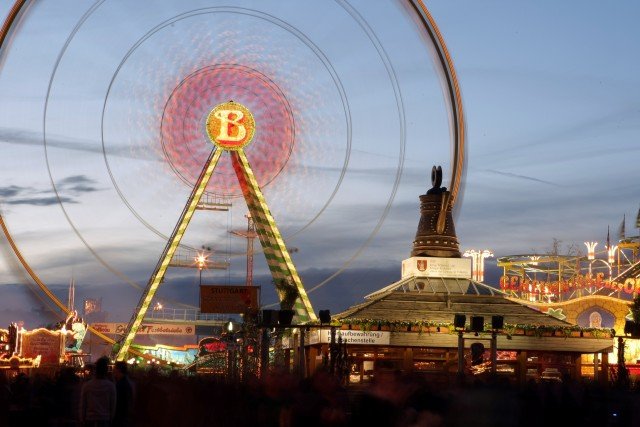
[206,101,255,150]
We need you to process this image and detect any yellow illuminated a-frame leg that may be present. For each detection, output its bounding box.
[231,150,316,322]
[116,149,222,360]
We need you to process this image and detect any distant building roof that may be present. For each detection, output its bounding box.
[337,275,571,327]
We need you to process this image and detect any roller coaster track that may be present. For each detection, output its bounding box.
[613,259,640,284]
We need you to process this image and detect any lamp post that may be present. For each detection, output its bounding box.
[463,249,494,282]
[585,241,598,261]
[225,320,237,380]
[195,253,207,285]
[608,245,618,280]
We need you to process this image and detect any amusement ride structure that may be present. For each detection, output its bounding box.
[498,229,640,304]
[0,1,468,364]
[115,100,316,360]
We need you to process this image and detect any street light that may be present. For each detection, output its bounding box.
[585,242,598,261]
[195,252,207,285]
[463,249,493,282]
[225,320,236,334]
[585,241,598,278]
[605,245,618,281]
[224,320,238,380]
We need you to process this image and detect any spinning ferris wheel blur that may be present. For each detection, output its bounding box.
[0,0,466,342]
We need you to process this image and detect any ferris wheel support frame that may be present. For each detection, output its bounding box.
[116,147,316,360]
[116,149,223,360]
[231,150,315,321]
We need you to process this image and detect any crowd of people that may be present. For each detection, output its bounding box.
[1,364,640,426]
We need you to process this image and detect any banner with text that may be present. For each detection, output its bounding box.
[402,257,471,279]
[20,328,64,364]
[91,323,195,336]
[200,285,259,313]
[308,330,390,346]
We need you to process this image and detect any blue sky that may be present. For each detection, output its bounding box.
[0,0,638,327]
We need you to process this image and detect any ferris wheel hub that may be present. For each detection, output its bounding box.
[205,101,256,150]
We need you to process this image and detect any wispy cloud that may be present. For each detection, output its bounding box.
[5,196,77,206]
[483,169,562,187]
[0,127,155,160]
[0,175,102,206]
[0,185,25,198]
[476,105,640,162]
[57,175,101,194]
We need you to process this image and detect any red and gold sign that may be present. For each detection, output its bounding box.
[20,328,64,365]
[206,101,255,150]
[500,274,640,295]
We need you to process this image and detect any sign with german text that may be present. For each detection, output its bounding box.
[20,328,64,364]
[308,330,390,346]
[91,323,195,336]
[200,285,259,313]
[402,256,471,279]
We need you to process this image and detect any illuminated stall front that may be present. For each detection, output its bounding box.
[317,270,614,385]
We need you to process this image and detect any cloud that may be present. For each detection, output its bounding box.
[0,127,155,161]
[475,104,640,162]
[483,169,562,187]
[5,196,77,206]
[0,174,101,206]
[57,175,101,194]
[0,185,25,198]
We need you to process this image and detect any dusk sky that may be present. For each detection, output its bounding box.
[0,1,638,328]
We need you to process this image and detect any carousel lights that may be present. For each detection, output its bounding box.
[584,242,598,261]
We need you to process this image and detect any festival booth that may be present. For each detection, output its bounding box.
[292,178,616,385]
[0,313,90,375]
[90,321,203,366]
[498,251,640,379]
[299,258,614,386]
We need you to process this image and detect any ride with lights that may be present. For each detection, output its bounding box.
[116,101,316,361]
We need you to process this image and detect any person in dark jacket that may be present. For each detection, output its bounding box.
[113,361,134,427]
[80,356,116,427]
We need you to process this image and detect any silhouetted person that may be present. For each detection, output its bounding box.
[113,361,134,427]
[80,357,116,427]
[9,372,30,425]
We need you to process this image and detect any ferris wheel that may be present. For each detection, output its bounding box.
[0,0,466,359]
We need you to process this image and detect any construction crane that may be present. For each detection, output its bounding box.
[230,213,258,286]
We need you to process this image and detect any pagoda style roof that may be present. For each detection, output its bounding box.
[338,284,569,327]
[365,276,504,299]
[333,278,614,353]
